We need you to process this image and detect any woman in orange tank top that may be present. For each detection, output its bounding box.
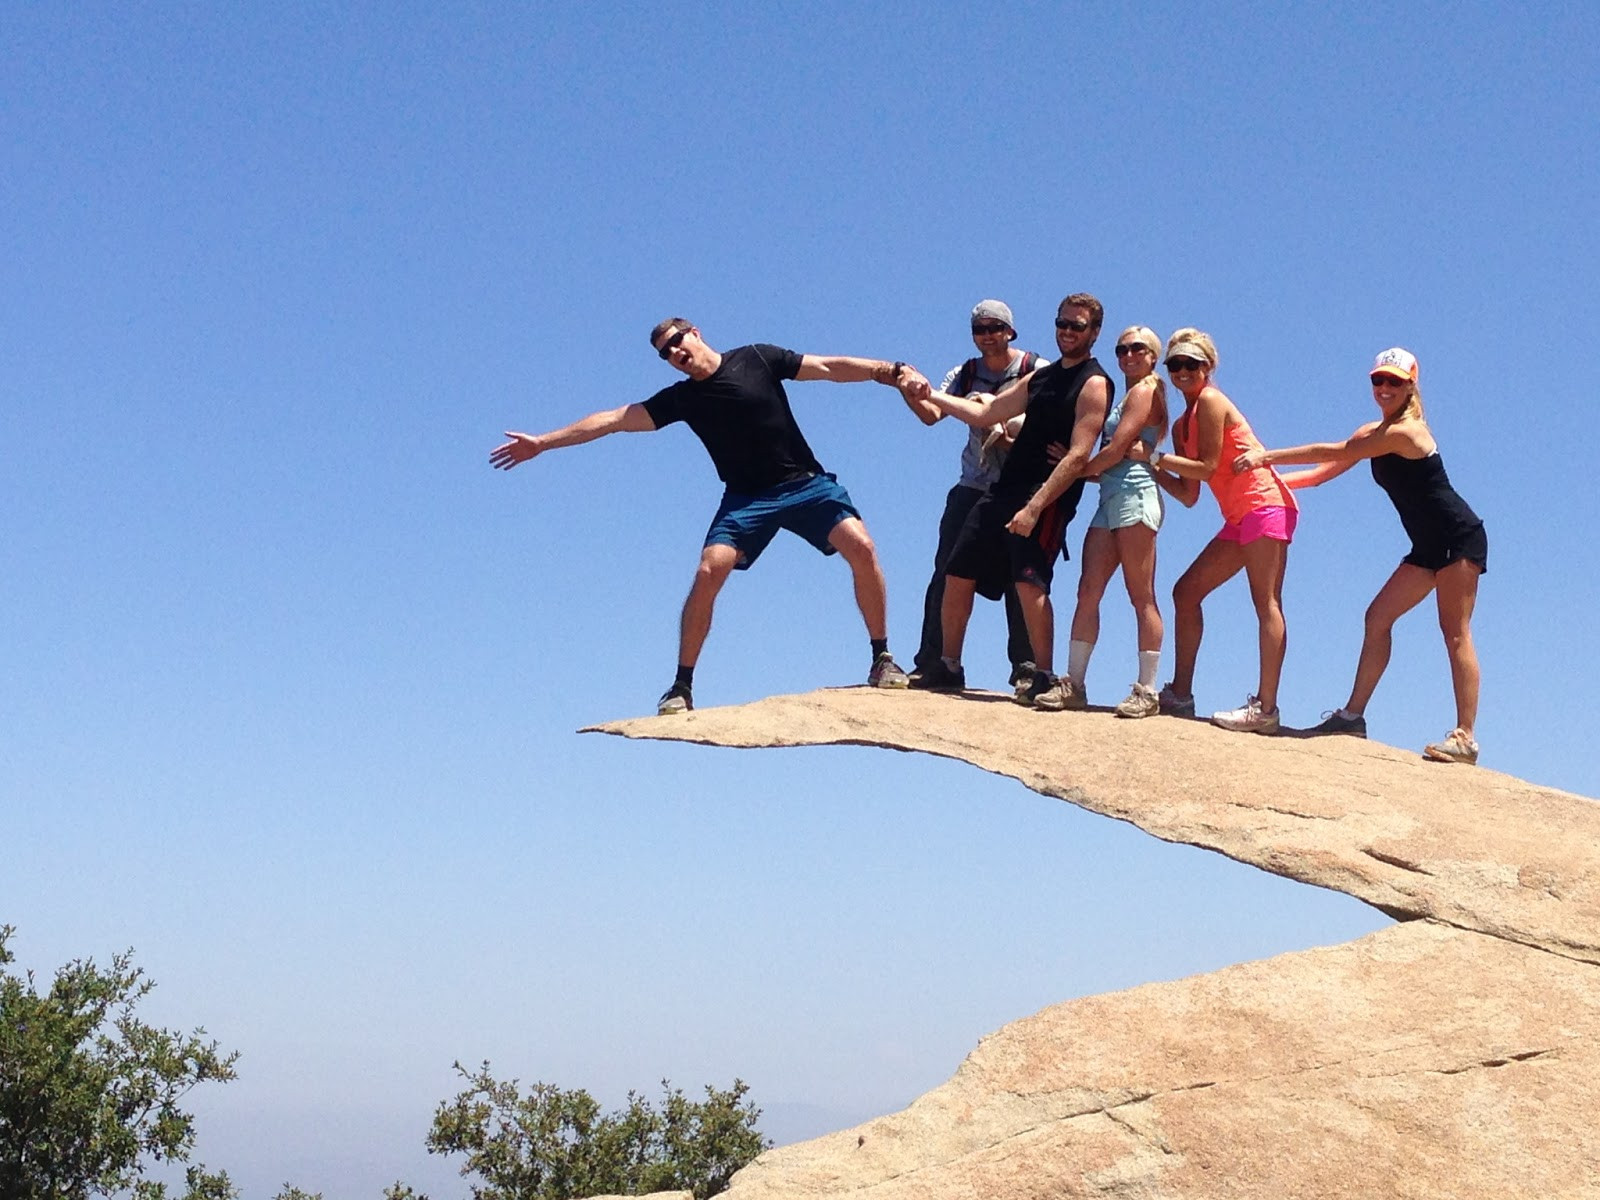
[1131,329,1296,734]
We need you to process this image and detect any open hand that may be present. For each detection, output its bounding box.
[490,432,544,470]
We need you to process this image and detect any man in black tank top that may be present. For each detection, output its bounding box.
[908,295,1114,704]
[490,317,931,715]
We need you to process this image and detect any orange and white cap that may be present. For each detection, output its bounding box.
[1371,347,1419,382]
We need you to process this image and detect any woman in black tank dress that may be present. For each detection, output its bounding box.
[1232,348,1486,765]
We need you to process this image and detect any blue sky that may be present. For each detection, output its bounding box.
[4,3,1597,1195]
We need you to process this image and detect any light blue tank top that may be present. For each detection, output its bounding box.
[1097,388,1160,491]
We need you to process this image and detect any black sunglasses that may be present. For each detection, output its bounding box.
[971,322,1011,335]
[656,327,690,360]
[1055,317,1092,332]
[1114,343,1151,358]
[1166,358,1206,372]
[1370,374,1409,388]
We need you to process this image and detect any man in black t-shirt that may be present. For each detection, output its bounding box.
[491,317,927,715]
[908,294,1113,709]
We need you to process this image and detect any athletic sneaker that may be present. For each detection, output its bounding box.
[1311,710,1368,738]
[657,682,693,715]
[1423,728,1479,765]
[1210,695,1281,734]
[1009,660,1037,688]
[1035,677,1087,712]
[868,652,910,689]
[1115,682,1160,719]
[1157,683,1196,718]
[1012,669,1054,706]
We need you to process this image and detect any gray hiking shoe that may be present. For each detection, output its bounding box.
[1009,660,1037,689]
[1115,682,1160,719]
[868,652,910,689]
[1035,677,1087,712]
[657,682,693,715]
[1423,728,1479,765]
[1311,710,1368,738]
[1157,683,1196,717]
[1012,669,1053,706]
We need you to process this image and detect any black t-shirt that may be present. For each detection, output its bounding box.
[641,344,824,493]
[995,357,1115,496]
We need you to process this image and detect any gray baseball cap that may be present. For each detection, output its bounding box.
[970,299,1015,329]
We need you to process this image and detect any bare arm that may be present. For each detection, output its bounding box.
[926,371,1032,428]
[1081,376,1157,477]
[1279,460,1361,489]
[1148,388,1228,480]
[1234,419,1431,474]
[1006,376,1111,537]
[489,403,656,470]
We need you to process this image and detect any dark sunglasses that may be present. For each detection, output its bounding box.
[1370,373,1409,388]
[656,327,690,360]
[1055,317,1092,332]
[971,322,1011,335]
[1166,358,1206,372]
[1114,343,1151,358]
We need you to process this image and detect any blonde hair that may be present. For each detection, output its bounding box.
[1119,325,1163,357]
[1165,326,1218,369]
[1388,380,1425,423]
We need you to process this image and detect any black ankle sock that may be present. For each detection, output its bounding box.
[870,638,888,659]
[675,665,694,688]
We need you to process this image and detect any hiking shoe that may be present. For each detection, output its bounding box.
[657,682,693,715]
[1115,682,1160,719]
[868,652,910,689]
[1035,677,1087,712]
[909,660,964,690]
[1157,683,1196,717]
[1311,710,1368,738]
[1210,695,1281,734]
[1423,728,1479,765]
[1008,660,1037,688]
[1012,669,1054,706]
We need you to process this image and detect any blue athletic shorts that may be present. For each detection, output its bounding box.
[704,473,861,570]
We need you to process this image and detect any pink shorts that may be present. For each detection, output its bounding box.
[1217,505,1297,545]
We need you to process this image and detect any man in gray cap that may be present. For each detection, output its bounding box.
[901,300,1050,689]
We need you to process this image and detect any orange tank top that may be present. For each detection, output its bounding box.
[1176,405,1297,525]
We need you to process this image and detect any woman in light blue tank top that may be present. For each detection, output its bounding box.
[1053,326,1169,718]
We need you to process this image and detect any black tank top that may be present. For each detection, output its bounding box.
[995,357,1114,496]
[1370,451,1482,549]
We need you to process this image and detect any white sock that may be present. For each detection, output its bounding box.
[1339,707,1362,720]
[1067,640,1094,687]
[942,656,963,672]
[1137,650,1161,690]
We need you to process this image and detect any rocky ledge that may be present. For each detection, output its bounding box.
[585,689,1600,1198]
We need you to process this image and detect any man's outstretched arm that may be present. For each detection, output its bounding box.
[794,355,930,396]
[490,403,657,470]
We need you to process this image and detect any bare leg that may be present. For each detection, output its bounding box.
[1170,537,1245,697]
[1069,527,1119,646]
[1433,558,1483,736]
[1015,580,1055,673]
[1344,564,1435,713]
[1115,522,1162,653]
[1239,535,1289,712]
[679,543,741,666]
[827,516,888,640]
[941,576,978,661]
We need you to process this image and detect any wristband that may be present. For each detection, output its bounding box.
[1150,450,1164,471]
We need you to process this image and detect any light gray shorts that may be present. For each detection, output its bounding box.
[1090,481,1164,532]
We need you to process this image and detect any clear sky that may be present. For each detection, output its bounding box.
[5,3,1597,1196]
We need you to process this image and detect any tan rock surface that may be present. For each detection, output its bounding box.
[583,689,1600,1198]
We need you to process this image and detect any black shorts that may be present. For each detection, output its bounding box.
[1403,521,1489,574]
[944,484,1081,597]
